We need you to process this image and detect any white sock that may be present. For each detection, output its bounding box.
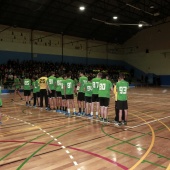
[73,108,76,112]
[91,112,93,116]
[68,109,70,113]
[96,112,98,115]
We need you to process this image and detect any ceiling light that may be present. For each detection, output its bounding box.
[113,16,118,20]
[79,6,85,11]
[150,5,154,9]
[138,24,143,27]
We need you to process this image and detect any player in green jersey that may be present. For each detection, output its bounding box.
[12,75,23,101]
[32,77,38,107]
[115,73,129,126]
[47,71,57,110]
[84,76,93,118]
[65,72,76,116]
[91,72,102,118]
[77,70,87,115]
[23,74,31,106]
[98,73,113,123]
[35,77,40,107]
[60,74,67,114]
[56,73,63,112]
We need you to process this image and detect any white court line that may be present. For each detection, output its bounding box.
[125,116,170,130]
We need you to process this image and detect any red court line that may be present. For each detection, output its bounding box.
[0,140,128,170]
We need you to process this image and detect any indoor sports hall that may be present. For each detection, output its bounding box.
[0,0,170,170]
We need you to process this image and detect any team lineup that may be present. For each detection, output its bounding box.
[8,71,129,126]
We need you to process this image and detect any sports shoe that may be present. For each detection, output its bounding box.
[81,112,85,116]
[96,115,99,119]
[100,118,104,122]
[77,112,81,116]
[113,120,118,124]
[73,112,77,115]
[104,119,108,123]
[56,109,61,113]
[88,114,93,119]
[114,122,122,126]
[122,121,127,126]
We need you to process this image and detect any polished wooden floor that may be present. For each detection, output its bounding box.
[0,87,170,170]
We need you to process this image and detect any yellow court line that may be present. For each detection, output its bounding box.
[129,113,155,170]
[166,163,170,170]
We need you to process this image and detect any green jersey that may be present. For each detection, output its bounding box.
[47,76,56,90]
[92,77,101,94]
[32,81,37,93]
[35,80,40,92]
[60,79,66,95]
[79,76,88,93]
[84,82,92,97]
[65,78,75,95]
[14,78,20,89]
[56,77,63,92]
[98,79,112,98]
[116,80,129,101]
[24,79,31,90]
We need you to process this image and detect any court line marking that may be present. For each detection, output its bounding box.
[125,116,170,130]
[129,113,155,170]
[2,114,79,169]
[166,163,170,170]
[0,140,129,170]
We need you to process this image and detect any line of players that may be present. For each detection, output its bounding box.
[13,71,128,126]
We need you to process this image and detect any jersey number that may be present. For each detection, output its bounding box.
[119,87,127,94]
[92,82,99,88]
[24,81,29,85]
[99,83,106,90]
[40,79,45,83]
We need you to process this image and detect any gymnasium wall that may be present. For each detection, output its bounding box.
[0,25,122,65]
[122,18,170,85]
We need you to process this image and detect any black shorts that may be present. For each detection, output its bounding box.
[48,90,56,98]
[117,100,128,110]
[92,94,99,102]
[24,90,31,96]
[62,95,66,100]
[36,92,40,97]
[85,96,92,103]
[78,92,85,101]
[99,97,110,107]
[66,94,74,100]
[56,91,62,97]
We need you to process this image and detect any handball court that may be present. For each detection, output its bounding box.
[0,87,170,170]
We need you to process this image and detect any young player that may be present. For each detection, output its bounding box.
[47,71,57,110]
[12,75,23,101]
[23,74,31,106]
[56,73,63,112]
[60,74,67,114]
[39,72,48,110]
[113,79,125,123]
[91,72,102,118]
[65,72,76,117]
[32,77,38,107]
[77,70,87,115]
[115,73,129,126]
[84,76,93,118]
[35,76,40,107]
[98,73,113,123]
